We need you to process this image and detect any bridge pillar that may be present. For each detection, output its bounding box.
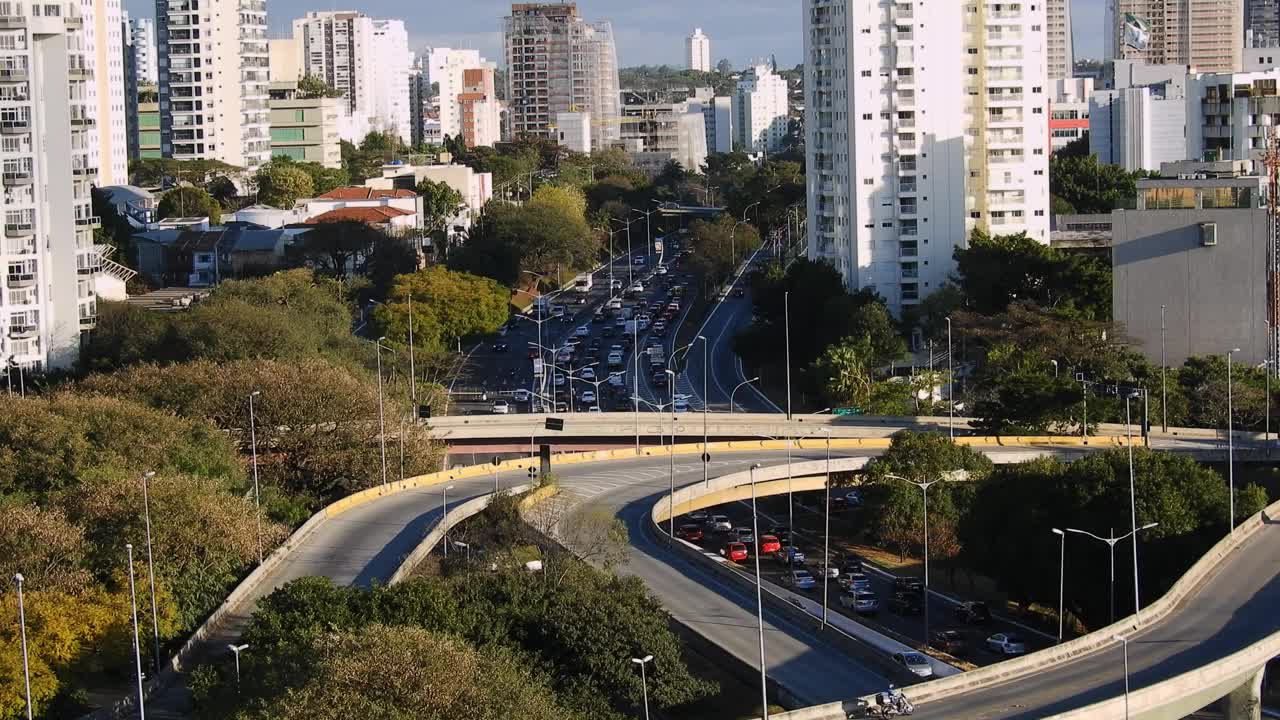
[1223,666,1266,720]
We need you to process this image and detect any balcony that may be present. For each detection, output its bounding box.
[64,12,82,28]
[70,115,95,129]
[68,66,93,81]
[7,322,36,339]
[74,215,100,228]
[6,271,35,287]
[898,203,919,216]
[0,67,28,82]
[899,179,917,194]
[4,220,33,237]
[3,238,35,255]
[2,169,32,186]
[0,118,29,134]
[0,12,25,29]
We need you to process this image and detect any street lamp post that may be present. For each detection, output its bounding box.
[665,369,678,540]
[885,471,970,646]
[1124,391,1141,616]
[1115,635,1131,720]
[1051,528,1065,644]
[408,295,417,407]
[1066,523,1158,624]
[631,655,654,720]
[125,544,147,720]
[375,337,389,487]
[140,471,162,675]
[731,377,760,413]
[821,428,832,627]
[442,485,456,557]
[247,391,263,564]
[1160,304,1167,432]
[14,573,32,720]
[633,208,655,262]
[784,291,792,420]
[748,463,768,720]
[227,644,249,692]
[946,317,954,439]
[1227,347,1240,532]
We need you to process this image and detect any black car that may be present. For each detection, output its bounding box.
[840,553,866,574]
[888,592,923,615]
[954,601,991,624]
[492,342,509,352]
[931,629,968,655]
[893,577,924,595]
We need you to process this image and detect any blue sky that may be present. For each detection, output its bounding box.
[125,0,1108,67]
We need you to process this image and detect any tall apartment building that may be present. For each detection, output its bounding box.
[128,15,155,84]
[690,88,733,153]
[1247,0,1280,48]
[292,12,409,143]
[1106,0,1243,73]
[504,2,620,151]
[156,0,270,167]
[687,27,710,72]
[804,0,1051,315]
[458,66,501,148]
[1046,0,1073,79]
[2,1,133,372]
[618,93,708,176]
[426,48,480,141]
[123,11,137,160]
[268,81,341,168]
[733,63,789,155]
[84,0,126,184]
[409,61,433,148]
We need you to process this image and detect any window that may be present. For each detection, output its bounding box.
[139,131,161,145]
[1142,187,1196,209]
[270,127,306,142]
[860,70,871,77]
[272,147,307,161]
[1202,186,1253,209]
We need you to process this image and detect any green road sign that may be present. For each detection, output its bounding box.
[833,407,863,416]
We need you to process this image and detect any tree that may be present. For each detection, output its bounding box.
[415,178,466,242]
[0,502,90,593]
[716,58,734,75]
[290,220,396,282]
[296,74,344,99]
[157,186,222,225]
[955,228,1111,319]
[254,162,315,208]
[555,508,629,572]
[1050,153,1151,215]
[374,267,510,352]
[249,626,581,720]
[288,161,349,196]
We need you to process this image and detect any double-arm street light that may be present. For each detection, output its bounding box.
[611,216,639,285]
[125,543,146,720]
[884,470,971,646]
[634,207,656,263]
[1065,523,1159,624]
[140,471,161,675]
[14,573,32,720]
[631,654,654,720]
[747,463,769,720]
[731,377,761,413]
[670,337,710,485]
[227,644,249,691]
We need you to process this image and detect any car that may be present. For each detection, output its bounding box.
[593,307,606,320]
[841,556,865,575]
[758,534,782,555]
[892,651,934,678]
[551,304,566,317]
[676,524,704,542]
[732,287,745,298]
[633,256,646,265]
[553,374,566,388]
[652,372,669,387]
[610,279,623,290]
[888,592,923,615]
[607,298,623,310]
[492,342,509,352]
[656,265,668,275]
[893,577,925,595]
[607,352,624,367]
[673,397,690,412]
[931,630,968,655]
[588,338,601,350]
[580,390,596,404]
[653,320,667,332]
[954,601,991,624]
[513,389,530,403]
[491,400,510,415]
[844,489,864,506]
[774,546,806,564]
[587,406,602,412]
[840,572,872,592]
[732,526,755,544]
[707,514,732,532]
[720,542,748,562]
[574,325,590,338]
[986,633,1027,655]
[579,367,596,381]
[688,510,709,522]
[782,569,816,590]
[607,372,626,388]
[839,590,880,615]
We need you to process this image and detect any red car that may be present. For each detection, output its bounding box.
[758,534,782,555]
[676,524,704,542]
[720,542,748,562]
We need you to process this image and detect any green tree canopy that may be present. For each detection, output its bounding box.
[415,178,466,238]
[1050,153,1151,214]
[954,228,1111,319]
[254,162,315,208]
[374,266,510,352]
[157,186,222,225]
[296,74,344,99]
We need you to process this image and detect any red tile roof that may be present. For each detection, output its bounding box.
[316,187,417,200]
[306,206,415,225]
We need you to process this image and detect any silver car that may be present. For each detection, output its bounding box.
[986,633,1027,655]
[892,651,934,678]
[783,569,816,590]
[707,514,732,532]
[733,526,755,544]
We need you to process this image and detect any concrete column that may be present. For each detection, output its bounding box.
[1223,666,1266,720]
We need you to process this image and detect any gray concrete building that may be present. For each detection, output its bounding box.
[1112,173,1269,367]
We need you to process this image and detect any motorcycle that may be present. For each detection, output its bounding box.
[848,687,913,718]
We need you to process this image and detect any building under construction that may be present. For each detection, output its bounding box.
[503,3,621,151]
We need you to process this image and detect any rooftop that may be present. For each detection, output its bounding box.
[305,206,414,225]
[316,187,417,201]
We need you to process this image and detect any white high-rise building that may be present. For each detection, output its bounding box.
[804,0,1051,316]
[733,63,789,154]
[157,0,270,167]
[84,0,127,185]
[129,15,155,84]
[504,2,620,151]
[1,1,135,373]
[426,48,482,141]
[1046,0,1073,80]
[293,12,410,143]
[687,28,710,72]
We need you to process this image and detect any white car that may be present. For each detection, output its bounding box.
[892,652,934,678]
[986,633,1027,655]
[607,372,626,388]
[673,396,690,413]
[707,514,732,532]
[610,279,623,290]
[840,591,879,615]
[513,389,530,403]
[629,283,644,294]
[844,489,864,507]
[732,526,755,544]
[579,367,596,381]
[491,400,510,415]
[633,256,646,266]
[551,304,566,317]
[656,265,668,275]
[607,298,623,310]
[580,390,596,405]
[782,569,816,590]
[607,352,624,367]
[574,325,590,338]
[553,374,566,387]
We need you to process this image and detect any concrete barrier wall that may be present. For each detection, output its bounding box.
[899,496,1280,708]
[387,483,534,585]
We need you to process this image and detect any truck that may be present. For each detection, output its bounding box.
[573,273,594,293]
[648,346,665,368]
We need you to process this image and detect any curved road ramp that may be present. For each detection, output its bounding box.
[749,498,1280,720]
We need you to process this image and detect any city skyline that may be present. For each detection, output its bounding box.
[118,0,1113,69]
